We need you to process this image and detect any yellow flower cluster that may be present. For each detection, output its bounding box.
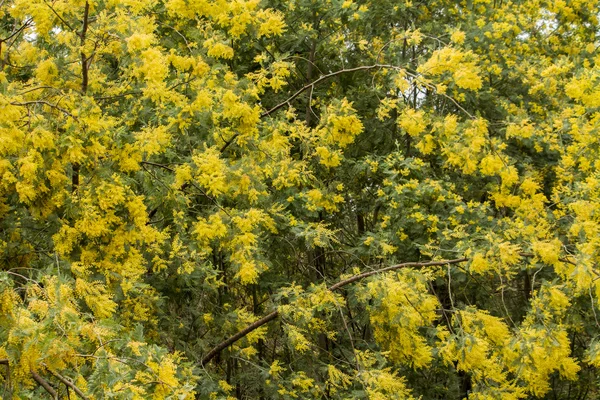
[358,270,439,368]
[418,47,483,91]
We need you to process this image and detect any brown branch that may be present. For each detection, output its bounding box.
[80,1,90,94]
[200,257,468,365]
[0,18,31,64]
[260,64,391,119]
[45,368,88,399]
[141,161,175,172]
[200,310,279,366]
[0,18,33,43]
[42,0,77,33]
[71,163,80,193]
[72,1,90,194]
[220,64,394,153]
[2,360,75,399]
[220,63,474,153]
[327,258,468,291]
[219,133,239,153]
[17,85,56,95]
[31,371,58,399]
[1,18,33,69]
[259,63,475,120]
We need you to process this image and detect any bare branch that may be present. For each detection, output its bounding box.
[72,1,90,194]
[17,86,57,95]
[80,1,90,94]
[141,161,230,217]
[261,64,387,119]
[220,63,474,153]
[200,310,279,366]
[31,371,58,399]
[45,368,88,400]
[200,257,468,365]
[221,65,394,153]
[42,0,77,33]
[0,18,33,43]
[328,257,468,290]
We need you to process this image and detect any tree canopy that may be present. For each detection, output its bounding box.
[1,0,600,398]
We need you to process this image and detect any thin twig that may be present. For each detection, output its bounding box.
[220,63,474,153]
[42,0,77,32]
[17,85,57,95]
[140,161,230,216]
[10,101,74,117]
[261,65,388,118]
[0,18,33,43]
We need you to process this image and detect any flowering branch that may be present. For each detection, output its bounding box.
[200,257,468,365]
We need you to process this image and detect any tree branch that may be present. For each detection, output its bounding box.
[141,161,231,218]
[200,310,279,366]
[42,0,77,33]
[220,63,474,153]
[260,64,388,119]
[200,257,468,365]
[80,1,90,94]
[72,1,90,194]
[46,368,88,399]
[220,64,395,153]
[31,371,58,399]
[0,18,33,43]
